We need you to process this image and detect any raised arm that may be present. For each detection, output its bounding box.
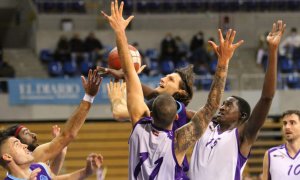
[174,29,244,164]
[107,80,130,121]
[32,69,102,163]
[52,153,103,180]
[102,0,150,127]
[262,151,269,180]
[49,125,67,175]
[239,20,286,156]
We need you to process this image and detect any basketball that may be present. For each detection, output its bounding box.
[108,45,141,71]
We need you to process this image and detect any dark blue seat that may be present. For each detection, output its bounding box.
[63,61,77,76]
[40,49,53,63]
[279,57,294,73]
[48,61,63,77]
[286,73,300,89]
[209,59,218,74]
[80,60,93,76]
[145,49,158,60]
[160,60,174,75]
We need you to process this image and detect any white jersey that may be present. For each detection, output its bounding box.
[268,144,300,180]
[129,117,184,180]
[189,122,248,180]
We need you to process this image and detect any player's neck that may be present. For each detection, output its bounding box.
[8,163,31,179]
[218,122,237,133]
[286,139,300,157]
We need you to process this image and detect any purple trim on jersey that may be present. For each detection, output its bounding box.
[171,136,189,180]
[172,101,187,132]
[128,116,152,144]
[234,128,248,180]
[152,123,174,139]
[30,163,51,180]
[267,145,285,180]
[5,163,51,180]
[284,143,300,160]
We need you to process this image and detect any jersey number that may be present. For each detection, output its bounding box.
[134,152,164,180]
[288,164,300,176]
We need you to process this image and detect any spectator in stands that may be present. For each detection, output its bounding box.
[262,110,300,180]
[0,61,15,93]
[190,31,204,52]
[3,69,102,175]
[256,32,269,67]
[279,27,300,60]
[160,32,178,64]
[54,35,70,63]
[0,132,103,179]
[69,33,87,66]
[84,32,104,66]
[175,36,189,63]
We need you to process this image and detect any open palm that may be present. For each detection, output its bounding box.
[267,20,286,48]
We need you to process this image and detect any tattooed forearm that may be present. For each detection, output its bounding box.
[175,112,207,153]
[204,65,228,121]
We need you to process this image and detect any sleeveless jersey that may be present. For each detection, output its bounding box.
[147,99,190,179]
[129,117,184,180]
[5,163,52,180]
[188,122,248,180]
[268,144,300,180]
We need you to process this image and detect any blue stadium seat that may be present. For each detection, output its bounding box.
[48,61,63,77]
[149,60,160,76]
[145,48,158,60]
[40,49,53,63]
[209,59,218,74]
[63,61,77,76]
[201,76,213,91]
[80,60,93,76]
[175,60,189,69]
[286,73,300,89]
[279,57,294,73]
[160,60,174,75]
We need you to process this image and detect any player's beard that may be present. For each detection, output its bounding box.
[27,143,39,151]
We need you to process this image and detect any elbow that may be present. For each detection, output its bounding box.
[61,131,76,142]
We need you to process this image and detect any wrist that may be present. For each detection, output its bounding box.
[83,94,95,103]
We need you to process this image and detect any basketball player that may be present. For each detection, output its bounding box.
[0,134,103,180]
[3,69,102,175]
[188,20,286,180]
[101,0,242,179]
[262,110,300,180]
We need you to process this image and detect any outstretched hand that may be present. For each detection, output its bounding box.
[81,69,103,97]
[267,20,286,49]
[208,29,244,65]
[97,65,146,80]
[101,0,134,32]
[85,153,104,176]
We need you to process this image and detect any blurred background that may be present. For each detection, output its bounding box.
[1,0,300,179]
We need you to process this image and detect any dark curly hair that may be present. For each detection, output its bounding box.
[173,64,194,106]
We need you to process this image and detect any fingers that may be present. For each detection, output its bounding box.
[126,15,135,24]
[114,0,119,17]
[218,29,224,43]
[229,30,236,44]
[110,1,115,17]
[137,65,146,74]
[225,29,232,42]
[29,168,41,180]
[282,23,286,34]
[81,75,87,87]
[101,11,109,20]
[271,22,276,33]
[233,40,244,49]
[119,1,124,16]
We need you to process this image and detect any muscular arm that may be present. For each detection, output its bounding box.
[32,101,92,163]
[142,84,158,100]
[33,69,102,163]
[174,64,228,164]
[50,147,67,175]
[102,1,149,126]
[174,29,243,165]
[239,21,286,157]
[262,151,269,180]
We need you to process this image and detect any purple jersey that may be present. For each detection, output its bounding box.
[129,117,184,180]
[147,99,190,179]
[5,163,52,180]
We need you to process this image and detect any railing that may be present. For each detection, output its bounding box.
[33,0,300,14]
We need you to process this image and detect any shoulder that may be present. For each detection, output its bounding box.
[268,144,285,154]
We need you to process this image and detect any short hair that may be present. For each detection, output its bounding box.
[231,96,251,122]
[3,125,20,138]
[152,94,177,129]
[0,131,11,167]
[281,110,300,121]
[173,64,194,106]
